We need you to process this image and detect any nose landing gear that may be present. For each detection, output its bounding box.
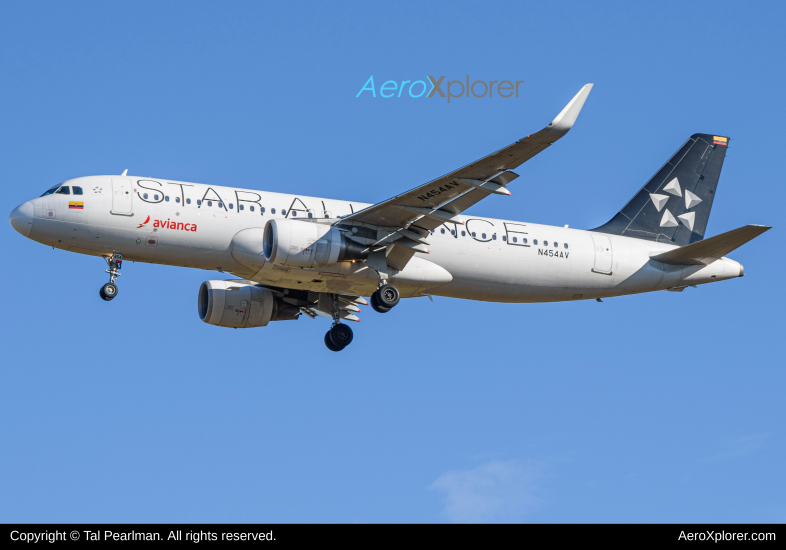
[100,282,118,301]
[100,253,122,301]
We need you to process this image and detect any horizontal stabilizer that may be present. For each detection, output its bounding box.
[650,225,770,265]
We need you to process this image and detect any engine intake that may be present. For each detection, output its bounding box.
[263,219,367,268]
[198,280,299,328]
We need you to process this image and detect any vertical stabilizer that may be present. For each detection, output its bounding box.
[592,134,728,246]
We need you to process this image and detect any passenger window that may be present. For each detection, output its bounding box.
[292,211,297,217]
[512,237,517,243]
[72,186,83,195]
[250,206,255,212]
[56,186,71,195]
[154,194,160,200]
[440,228,445,234]
[186,198,191,204]
[533,239,538,245]
[461,231,466,236]
[218,202,223,209]
[261,207,266,213]
[143,193,149,199]
[197,200,201,206]
[554,242,558,247]
[229,203,233,209]
[482,233,486,239]
[451,229,456,236]
[308,212,313,218]
[165,196,169,202]
[472,232,476,237]
[544,241,548,246]
[564,243,569,249]
[492,234,497,240]
[502,236,507,241]
[282,210,287,216]
[176,197,181,203]
[207,201,212,207]
[271,208,276,214]
[523,238,528,244]
[239,204,244,210]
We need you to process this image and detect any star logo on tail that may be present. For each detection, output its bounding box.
[651,177,703,232]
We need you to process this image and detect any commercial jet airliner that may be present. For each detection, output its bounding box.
[9,84,770,350]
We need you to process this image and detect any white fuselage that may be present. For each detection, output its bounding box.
[15,175,743,302]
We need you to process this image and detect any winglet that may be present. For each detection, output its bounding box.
[121,169,128,176]
[547,83,593,137]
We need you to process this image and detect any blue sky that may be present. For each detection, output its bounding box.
[1,1,784,522]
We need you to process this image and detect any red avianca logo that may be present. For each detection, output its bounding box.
[136,215,197,232]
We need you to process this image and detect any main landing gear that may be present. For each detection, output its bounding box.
[100,253,122,301]
[325,323,354,352]
[370,283,400,313]
[323,293,355,352]
[320,283,400,351]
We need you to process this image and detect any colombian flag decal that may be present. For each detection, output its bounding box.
[68,201,84,209]
[713,136,728,146]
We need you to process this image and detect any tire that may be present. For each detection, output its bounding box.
[376,284,400,308]
[329,323,354,348]
[324,331,345,352]
[370,292,391,313]
[100,282,118,301]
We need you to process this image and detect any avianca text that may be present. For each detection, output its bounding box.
[153,218,197,232]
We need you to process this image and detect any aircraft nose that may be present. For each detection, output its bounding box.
[9,201,34,238]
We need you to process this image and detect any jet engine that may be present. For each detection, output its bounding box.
[198,280,300,328]
[262,219,367,268]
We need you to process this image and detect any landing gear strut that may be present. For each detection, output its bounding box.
[100,253,122,301]
[370,283,400,313]
[323,293,354,351]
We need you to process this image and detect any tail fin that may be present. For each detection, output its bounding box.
[592,133,729,246]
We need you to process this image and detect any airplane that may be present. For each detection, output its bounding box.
[9,84,770,351]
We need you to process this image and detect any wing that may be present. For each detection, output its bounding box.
[343,83,594,230]
[262,285,368,322]
[337,84,593,272]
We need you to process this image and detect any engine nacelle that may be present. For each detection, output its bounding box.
[198,280,300,328]
[262,218,367,268]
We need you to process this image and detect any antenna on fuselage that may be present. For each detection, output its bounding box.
[121,169,128,176]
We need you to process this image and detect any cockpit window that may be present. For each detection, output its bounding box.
[72,186,83,195]
[55,186,71,195]
[40,184,61,197]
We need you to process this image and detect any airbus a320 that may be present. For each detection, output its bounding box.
[9,84,770,351]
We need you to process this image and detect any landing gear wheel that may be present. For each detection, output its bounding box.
[375,284,400,309]
[329,323,354,348]
[100,282,118,301]
[370,292,391,313]
[324,331,345,352]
